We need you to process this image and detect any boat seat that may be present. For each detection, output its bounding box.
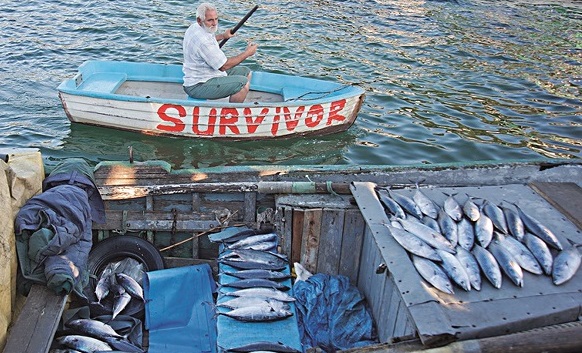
[79,72,127,93]
[281,86,308,101]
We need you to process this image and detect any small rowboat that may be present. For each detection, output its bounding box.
[57,60,365,140]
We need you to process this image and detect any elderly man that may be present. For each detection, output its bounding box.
[183,2,258,103]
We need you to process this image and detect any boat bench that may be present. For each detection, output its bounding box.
[2,285,69,353]
[79,72,127,93]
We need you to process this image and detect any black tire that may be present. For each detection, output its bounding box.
[84,235,165,317]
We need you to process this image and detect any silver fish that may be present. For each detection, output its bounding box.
[388,189,423,219]
[384,224,441,261]
[220,259,287,271]
[497,233,543,275]
[552,246,581,285]
[95,268,113,303]
[111,286,132,320]
[443,193,463,221]
[115,273,143,301]
[489,240,524,287]
[225,233,278,250]
[223,269,291,281]
[396,217,455,253]
[462,195,481,222]
[456,217,475,251]
[455,246,481,291]
[66,318,123,340]
[423,216,441,233]
[474,213,494,248]
[218,297,290,311]
[376,188,407,219]
[436,249,471,291]
[482,200,508,234]
[225,340,302,353]
[512,203,563,251]
[472,244,502,289]
[501,205,525,241]
[56,335,112,352]
[220,305,293,322]
[523,232,553,275]
[411,255,454,294]
[224,287,296,302]
[221,278,290,291]
[413,183,439,219]
[437,209,458,247]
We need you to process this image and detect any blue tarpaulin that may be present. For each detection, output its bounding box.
[293,274,377,353]
[144,264,217,353]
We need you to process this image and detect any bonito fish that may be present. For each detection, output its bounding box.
[396,217,455,253]
[472,245,502,289]
[436,249,471,291]
[412,182,439,219]
[384,224,441,261]
[512,203,563,251]
[411,255,454,294]
[489,240,524,287]
[552,246,581,285]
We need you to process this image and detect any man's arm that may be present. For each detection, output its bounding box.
[219,42,258,71]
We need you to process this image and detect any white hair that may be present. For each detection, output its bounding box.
[196,3,217,21]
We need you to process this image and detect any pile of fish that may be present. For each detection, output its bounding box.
[92,261,145,320]
[376,186,581,294]
[215,229,296,323]
[51,318,143,352]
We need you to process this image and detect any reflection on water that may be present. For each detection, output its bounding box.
[0,0,580,169]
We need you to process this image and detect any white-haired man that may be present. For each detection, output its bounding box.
[183,2,258,103]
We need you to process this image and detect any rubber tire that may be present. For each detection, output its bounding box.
[85,235,165,317]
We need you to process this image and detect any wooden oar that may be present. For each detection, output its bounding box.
[219,4,259,48]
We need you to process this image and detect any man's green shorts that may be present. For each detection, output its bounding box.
[184,66,251,100]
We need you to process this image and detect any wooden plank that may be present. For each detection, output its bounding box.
[316,208,345,275]
[291,209,304,265]
[3,285,68,353]
[377,274,396,342]
[279,207,293,259]
[93,210,218,231]
[529,182,582,230]
[243,191,257,223]
[339,208,365,284]
[300,209,322,274]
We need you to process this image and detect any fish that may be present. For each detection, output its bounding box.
[219,259,288,271]
[221,278,290,291]
[482,200,508,234]
[388,189,423,219]
[552,246,581,285]
[396,217,455,253]
[56,335,112,352]
[215,229,261,244]
[384,224,441,261]
[455,246,481,291]
[412,182,439,219]
[496,233,543,275]
[225,341,302,353]
[436,249,471,291]
[443,193,463,221]
[376,188,407,219]
[66,318,124,340]
[437,209,458,247]
[217,297,291,311]
[111,285,132,320]
[474,213,494,248]
[411,255,454,294]
[523,232,553,275]
[224,287,296,302]
[95,268,113,303]
[488,240,524,287]
[472,244,502,289]
[500,204,525,241]
[222,269,291,281]
[115,273,143,301]
[100,336,145,353]
[512,203,563,251]
[423,216,441,233]
[219,305,293,322]
[456,217,475,251]
[462,195,481,222]
[225,233,278,250]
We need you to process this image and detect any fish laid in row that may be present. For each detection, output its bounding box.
[376,187,580,293]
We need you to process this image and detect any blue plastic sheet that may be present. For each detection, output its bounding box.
[144,264,217,353]
[293,274,377,352]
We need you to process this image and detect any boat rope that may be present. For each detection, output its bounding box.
[285,84,353,101]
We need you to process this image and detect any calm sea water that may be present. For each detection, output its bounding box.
[1,0,580,169]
